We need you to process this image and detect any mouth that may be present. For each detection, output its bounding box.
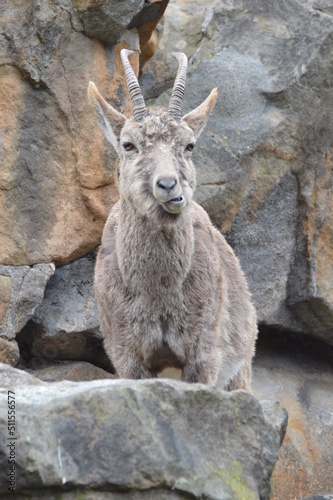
[161,195,186,214]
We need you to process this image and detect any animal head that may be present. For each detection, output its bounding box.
[88,50,217,222]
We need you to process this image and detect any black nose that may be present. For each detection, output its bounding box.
[157,179,177,193]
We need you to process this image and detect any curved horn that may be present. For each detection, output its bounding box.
[120,49,147,122]
[168,52,188,123]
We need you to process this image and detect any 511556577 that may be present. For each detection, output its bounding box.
[7,390,16,492]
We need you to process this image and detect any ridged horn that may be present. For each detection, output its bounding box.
[120,49,147,122]
[168,52,188,123]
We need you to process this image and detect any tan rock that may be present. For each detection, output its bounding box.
[0,0,164,267]
[0,1,114,265]
[0,275,12,325]
[296,146,333,344]
[253,332,333,499]
[0,338,19,366]
[137,0,169,68]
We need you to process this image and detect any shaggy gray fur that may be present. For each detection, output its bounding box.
[88,54,257,389]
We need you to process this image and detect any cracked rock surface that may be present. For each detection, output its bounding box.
[0,0,144,267]
[146,0,333,345]
[16,251,112,371]
[0,364,286,499]
[253,331,333,500]
[0,263,54,341]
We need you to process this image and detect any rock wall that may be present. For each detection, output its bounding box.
[2,0,332,359]
[0,0,166,362]
[253,331,333,499]
[0,0,167,268]
[144,0,333,346]
[1,0,115,267]
[1,1,333,499]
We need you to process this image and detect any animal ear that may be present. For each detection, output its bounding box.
[88,81,126,153]
[181,88,218,140]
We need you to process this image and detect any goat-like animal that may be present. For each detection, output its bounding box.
[88,50,257,390]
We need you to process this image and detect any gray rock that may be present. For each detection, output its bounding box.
[25,360,116,383]
[32,251,99,337]
[0,363,37,387]
[259,400,288,447]
[17,251,111,370]
[150,0,333,345]
[0,263,54,340]
[0,364,285,499]
[305,0,333,16]
[140,0,215,98]
[72,0,145,44]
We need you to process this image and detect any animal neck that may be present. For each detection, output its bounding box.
[116,197,194,292]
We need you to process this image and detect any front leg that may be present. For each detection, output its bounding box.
[182,360,220,384]
[117,362,156,380]
[182,334,221,385]
[104,337,156,380]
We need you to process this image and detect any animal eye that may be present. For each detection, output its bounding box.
[185,143,195,152]
[123,142,135,151]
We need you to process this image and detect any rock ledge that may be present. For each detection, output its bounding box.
[0,364,286,499]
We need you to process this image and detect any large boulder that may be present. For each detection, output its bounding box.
[0,263,54,365]
[146,0,333,345]
[72,0,169,65]
[0,264,54,340]
[17,251,111,371]
[0,364,286,499]
[0,0,165,267]
[72,0,145,44]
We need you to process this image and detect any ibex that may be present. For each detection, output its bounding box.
[88,49,257,390]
